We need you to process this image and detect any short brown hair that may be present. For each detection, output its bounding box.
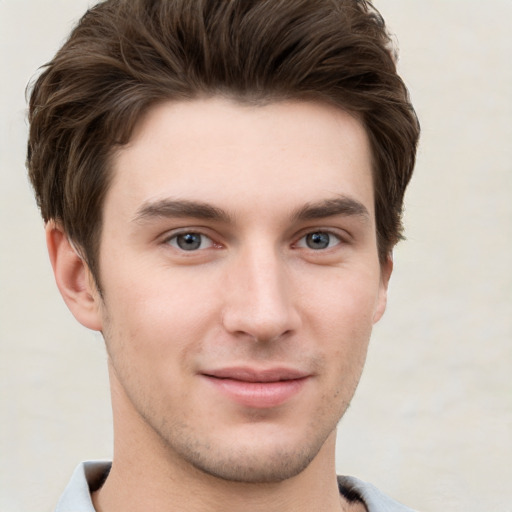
[27,0,419,283]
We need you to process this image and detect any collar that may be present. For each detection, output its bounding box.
[55,461,416,512]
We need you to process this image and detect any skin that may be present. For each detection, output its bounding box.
[47,98,391,512]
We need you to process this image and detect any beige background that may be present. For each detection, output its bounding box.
[1,1,511,511]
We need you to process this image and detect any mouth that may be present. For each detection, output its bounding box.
[201,367,310,408]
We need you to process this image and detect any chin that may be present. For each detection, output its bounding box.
[187,444,320,484]
[160,419,337,484]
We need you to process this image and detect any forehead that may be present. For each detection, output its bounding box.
[107,97,375,222]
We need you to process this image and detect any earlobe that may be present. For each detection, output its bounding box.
[46,221,103,331]
[373,253,393,324]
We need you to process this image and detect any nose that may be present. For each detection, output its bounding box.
[221,245,301,342]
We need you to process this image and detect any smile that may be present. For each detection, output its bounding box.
[201,367,310,409]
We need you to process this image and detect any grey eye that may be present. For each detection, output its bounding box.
[168,232,213,251]
[306,232,331,249]
[296,231,341,250]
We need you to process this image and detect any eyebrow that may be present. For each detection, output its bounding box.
[133,199,233,224]
[133,195,370,225]
[292,196,370,222]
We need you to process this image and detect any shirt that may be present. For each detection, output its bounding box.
[55,461,417,512]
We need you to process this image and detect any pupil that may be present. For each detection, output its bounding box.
[307,232,330,249]
[177,233,201,250]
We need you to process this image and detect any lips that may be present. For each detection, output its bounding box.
[204,367,309,382]
[201,367,310,408]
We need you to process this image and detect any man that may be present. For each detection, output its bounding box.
[26,0,420,510]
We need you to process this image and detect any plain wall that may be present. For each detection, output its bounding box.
[1,1,511,511]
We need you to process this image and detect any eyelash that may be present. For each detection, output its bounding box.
[163,228,346,253]
[164,231,218,252]
[294,230,343,251]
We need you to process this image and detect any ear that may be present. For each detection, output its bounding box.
[46,221,103,331]
[373,253,393,324]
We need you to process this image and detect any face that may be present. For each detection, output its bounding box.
[93,98,390,483]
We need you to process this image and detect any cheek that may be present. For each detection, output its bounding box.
[300,268,380,336]
[100,262,222,358]
[298,269,379,383]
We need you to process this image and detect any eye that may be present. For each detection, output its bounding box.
[166,232,214,251]
[296,231,341,250]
